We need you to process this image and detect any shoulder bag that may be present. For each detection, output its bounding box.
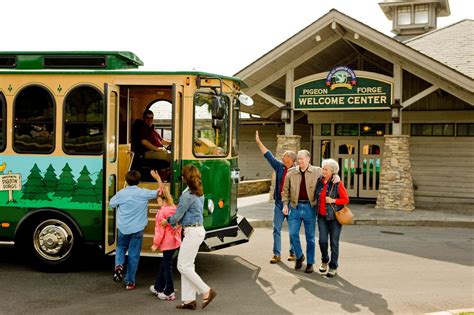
[327,183,354,225]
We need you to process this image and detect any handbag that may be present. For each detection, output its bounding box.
[327,183,353,225]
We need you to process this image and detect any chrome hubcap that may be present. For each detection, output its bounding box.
[33,219,74,261]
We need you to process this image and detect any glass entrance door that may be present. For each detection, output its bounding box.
[334,139,383,198]
[335,140,358,197]
[359,140,383,198]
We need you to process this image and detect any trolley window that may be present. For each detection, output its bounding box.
[13,86,55,153]
[193,92,229,157]
[0,93,5,151]
[64,86,104,154]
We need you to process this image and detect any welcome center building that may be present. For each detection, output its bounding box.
[235,0,473,210]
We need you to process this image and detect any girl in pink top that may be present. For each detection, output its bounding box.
[150,185,182,301]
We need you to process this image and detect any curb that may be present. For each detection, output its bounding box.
[247,219,474,229]
[354,220,474,228]
[425,308,474,315]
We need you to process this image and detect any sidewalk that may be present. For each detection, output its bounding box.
[238,194,474,228]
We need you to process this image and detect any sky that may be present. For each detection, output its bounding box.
[1,0,472,76]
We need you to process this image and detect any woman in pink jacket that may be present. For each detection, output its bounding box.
[149,185,182,301]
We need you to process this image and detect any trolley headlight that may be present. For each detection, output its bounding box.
[207,199,215,214]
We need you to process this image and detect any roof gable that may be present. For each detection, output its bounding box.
[235,9,473,101]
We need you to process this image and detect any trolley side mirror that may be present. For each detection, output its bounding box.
[211,95,226,129]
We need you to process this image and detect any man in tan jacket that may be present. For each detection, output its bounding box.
[282,150,321,273]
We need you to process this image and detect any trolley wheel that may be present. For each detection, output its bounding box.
[26,217,81,269]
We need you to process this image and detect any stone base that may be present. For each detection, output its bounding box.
[238,179,271,197]
[376,135,415,211]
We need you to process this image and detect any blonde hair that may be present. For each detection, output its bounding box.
[158,186,174,206]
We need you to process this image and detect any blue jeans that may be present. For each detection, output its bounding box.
[154,249,176,295]
[288,202,316,264]
[273,200,294,257]
[317,216,342,269]
[115,230,144,284]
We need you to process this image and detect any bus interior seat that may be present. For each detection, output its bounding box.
[130,119,170,182]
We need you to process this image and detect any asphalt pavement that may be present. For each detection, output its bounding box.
[238,194,474,229]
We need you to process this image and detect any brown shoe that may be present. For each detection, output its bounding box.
[202,288,217,309]
[176,301,197,310]
[305,264,314,273]
[287,254,296,261]
[295,254,305,270]
[270,255,281,264]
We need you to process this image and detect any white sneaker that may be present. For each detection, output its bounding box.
[326,268,337,277]
[149,285,160,297]
[319,263,328,273]
[157,291,176,301]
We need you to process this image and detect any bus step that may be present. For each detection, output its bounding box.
[200,216,254,252]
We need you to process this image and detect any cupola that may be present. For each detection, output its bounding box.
[379,0,450,41]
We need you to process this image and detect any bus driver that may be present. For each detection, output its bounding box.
[140,109,171,162]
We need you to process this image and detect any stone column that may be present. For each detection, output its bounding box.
[376,135,415,211]
[269,135,301,200]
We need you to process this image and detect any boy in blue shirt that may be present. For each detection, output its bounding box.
[110,169,161,290]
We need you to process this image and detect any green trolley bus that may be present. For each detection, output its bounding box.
[0,51,253,268]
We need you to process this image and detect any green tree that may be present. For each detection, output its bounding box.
[94,169,103,202]
[72,166,97,203]
[43,164,58,193]
[21,164,50,201]
[54,163,76,198]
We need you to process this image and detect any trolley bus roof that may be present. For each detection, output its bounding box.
[0,51,242,83]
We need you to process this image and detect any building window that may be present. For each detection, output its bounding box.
[397,6,411,25]
[457,123,474,136]
[360,124,385,136]
[64,86,104,154]
[14,86,55,153]
[335,124,359,136]
[411,123,455,136]
[321,124,331,136]
[0,93,5,151]
[320,140,331,164]
[193,92,229,157]
[414,4,429,24]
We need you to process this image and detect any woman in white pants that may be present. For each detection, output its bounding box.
[161,164,216,310]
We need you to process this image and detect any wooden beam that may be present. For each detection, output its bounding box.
[328,52,358,69]
[260,105,281,118]
[294,111,306,122]
[256,91,285,108]
[402,85,439,108]
[246,34,341,96]
[285,68,294,103]
[334,24,362,55]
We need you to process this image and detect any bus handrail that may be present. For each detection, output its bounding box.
[124,150,134,188]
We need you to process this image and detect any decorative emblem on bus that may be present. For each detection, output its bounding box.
[8,84,13,93]
[57,84,63,93]
[325,66,357,90]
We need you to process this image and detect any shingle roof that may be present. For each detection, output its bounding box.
[405,19,474,79]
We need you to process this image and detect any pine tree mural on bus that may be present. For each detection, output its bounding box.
[95,169,103,202]
[54,163,77,198]
[71,166,98,203]
[43,164,58,193]
[21,163,50,201]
